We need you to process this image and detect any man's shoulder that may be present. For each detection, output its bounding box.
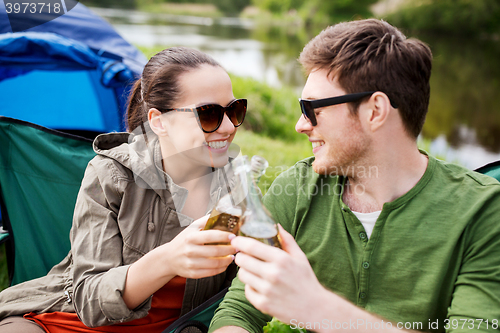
[429,157,500,211]
[433,157,500,188]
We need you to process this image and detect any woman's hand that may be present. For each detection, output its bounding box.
[124,215,236,309]
[159,215,237,279]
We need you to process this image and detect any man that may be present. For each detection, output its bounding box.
[209,19,500,333]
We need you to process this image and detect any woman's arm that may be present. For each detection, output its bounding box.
[71,159,236,326]
[122,216,236,309]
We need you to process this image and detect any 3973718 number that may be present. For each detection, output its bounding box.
[443,319,498,330]
[5,2,62,14]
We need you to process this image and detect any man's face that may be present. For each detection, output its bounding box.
[295,69,371,176]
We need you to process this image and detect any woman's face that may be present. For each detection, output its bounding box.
[156,64,239,169]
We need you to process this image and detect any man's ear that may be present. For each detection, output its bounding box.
[364,92,393,133]
[148,108,168,137]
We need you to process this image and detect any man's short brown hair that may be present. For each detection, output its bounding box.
[299,19,432,138]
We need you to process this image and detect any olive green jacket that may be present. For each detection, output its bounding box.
[0,129,237,327]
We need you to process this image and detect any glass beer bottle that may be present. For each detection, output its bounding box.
[203,155,250,237]
[204,155,281,249]
[238,156,282,249]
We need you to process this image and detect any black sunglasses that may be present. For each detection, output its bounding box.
[161,99,247,133]
[299,91,397,126]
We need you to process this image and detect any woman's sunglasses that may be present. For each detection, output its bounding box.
[161,99,247,133]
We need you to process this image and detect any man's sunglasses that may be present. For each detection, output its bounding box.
[299,91,397,126]
[161,99,247,133]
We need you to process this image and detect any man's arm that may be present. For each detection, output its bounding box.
[209,164,304,333]
[208,270,273,332]
[230,225,417,333]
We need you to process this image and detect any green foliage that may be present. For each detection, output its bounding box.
[136,45,173,60]
[233,129,312,194]
[136,0,250,15]
[230,75,302,142]
[386,0,500,36]
[264,318,307,333]
[84,0,250,16]
[420,34,500,152]
[81,0,136,9]
[302,0,377,23]
[251,0,377,27]
[252,0,304,14]
[211,0,250,15]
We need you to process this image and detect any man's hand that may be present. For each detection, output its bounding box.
[231,225,411,333]
[230,225,327,324]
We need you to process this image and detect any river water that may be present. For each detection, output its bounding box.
[93,7,500,169]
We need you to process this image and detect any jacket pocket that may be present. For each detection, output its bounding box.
[0,268,75,320]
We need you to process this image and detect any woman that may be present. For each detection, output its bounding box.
[0,47,246,332]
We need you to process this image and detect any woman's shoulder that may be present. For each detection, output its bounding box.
[88,154,135,182]
[88,132,141,182]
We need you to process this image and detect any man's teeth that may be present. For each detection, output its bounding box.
[207,140,228,149]
[312,141,324,149]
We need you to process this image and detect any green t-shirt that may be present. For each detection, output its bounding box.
[209,154,500,332]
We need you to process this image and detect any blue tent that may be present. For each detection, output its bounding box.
[0,2,147,136]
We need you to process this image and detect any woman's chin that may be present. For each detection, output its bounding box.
[208,154,230,169]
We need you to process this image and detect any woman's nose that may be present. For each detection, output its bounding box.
[217,113,236,134]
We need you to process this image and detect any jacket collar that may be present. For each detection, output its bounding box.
[92,126,234,217]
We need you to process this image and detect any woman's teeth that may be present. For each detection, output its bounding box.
[207,140,228,149]
[312,141,324,149]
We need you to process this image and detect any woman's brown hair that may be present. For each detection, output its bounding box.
[126,47,221,132]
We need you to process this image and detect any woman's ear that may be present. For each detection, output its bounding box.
[148,108,168,137]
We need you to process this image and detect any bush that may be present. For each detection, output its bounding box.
[230,75,301,142]
[232,129,311,194]
[386,0,500,36]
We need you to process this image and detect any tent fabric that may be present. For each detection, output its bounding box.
[0,32,98,70]
[0,2,147,134]
[475,160,500,181]
[0,116,96,285]
[0,1,147,75]
[0,32,132,133]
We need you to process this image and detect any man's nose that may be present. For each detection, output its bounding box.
[295,114,313,134]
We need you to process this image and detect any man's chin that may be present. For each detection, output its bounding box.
[312,159,339,176]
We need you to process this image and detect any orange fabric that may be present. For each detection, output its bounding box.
[24,276,186,333]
